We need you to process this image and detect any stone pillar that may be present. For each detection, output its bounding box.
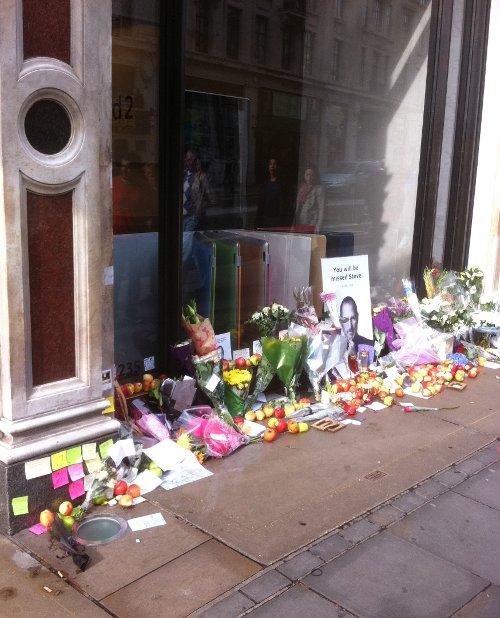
[0,0,119,533]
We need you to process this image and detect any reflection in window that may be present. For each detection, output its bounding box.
[195,0,209,53]
[183,0,433,341]
[332,38,342,81]
[303,31,315,75]
[226,7,241,59]
[255,16,268,64]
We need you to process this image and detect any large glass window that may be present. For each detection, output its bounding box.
[183,0,432,350]
[112,1,160,382]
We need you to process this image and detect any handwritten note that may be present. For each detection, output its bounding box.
[68,463,85,481]
[66,446,82,466]
[128,513,166,531]
[12,496,29,516]
[85,457,102,474]
[29,523,48,535]
[99,439,113,460]
[69,479,85,500]
[51,451,68,471]
[52,468,69,489]
[82,443,97,461]
[25,457,52,480]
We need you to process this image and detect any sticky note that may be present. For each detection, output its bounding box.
[52,467,69,489]
[99,439,113,460]
[25,457,52,480]
[29,523,48,535]
[102,396,115,414]
[69,479,85,500]
[82,443,97,461]
[85,457,102,474]
[12,496,29,516]
[51,451,68,471]
[66,446,82,466]
[68,463,85,481]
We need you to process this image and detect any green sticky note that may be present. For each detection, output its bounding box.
[12,496,29,516]
[66,446,82,466]
[51,451,68,471]
[99,439,113,460]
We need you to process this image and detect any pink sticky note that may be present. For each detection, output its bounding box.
[52,467,69,489]
[69,478,85,500]
[29,523,48,535]
[68,463,84,481]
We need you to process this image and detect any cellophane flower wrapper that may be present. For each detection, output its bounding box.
[261,333,307,402]
[192,348,239,431]
[136,412,171,442]
[244,354,275,413]
[293,287,320,333]
[223,369,252,417]
[178,410,249,458]
[373,307,397,351]
[182,316,217,356]
[305,329,347,399]
[392,317,453,367]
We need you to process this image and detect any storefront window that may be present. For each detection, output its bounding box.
[183,0,432,351]
[112,0,160,381]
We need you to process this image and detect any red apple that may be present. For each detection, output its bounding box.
[234,357,247,370]
[275,419,288,433]
[467,367,478,378]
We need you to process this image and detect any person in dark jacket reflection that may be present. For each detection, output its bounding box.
[255,157,289,229]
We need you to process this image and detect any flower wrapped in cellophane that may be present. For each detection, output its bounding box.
[182,299,217,356]
[244,354,275,413]
[305,329,347,400]
[192,347,239,431]
[177,409,251,458]
[261,334,307,402]
[223,368,252,417]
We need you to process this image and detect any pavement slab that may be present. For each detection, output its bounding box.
[367,504,405,527]
[432,467,468,488]
[15,500,210,600]
[245,582,354,617]
[0,534,109,618]
[101,538,261,618]
[239,569,291,604]
[276,550,324,580]
[308,532,351,562]
[452,460,500,510]
[304,531,487,618]
[196,591,255,618]
[450,585,500,618]
[390,491,500,585]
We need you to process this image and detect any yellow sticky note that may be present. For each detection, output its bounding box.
[12,496,29,516]
[102,396,114,415]
[82,443,97,461]
[85,457,102,474]
[51,451,68,471]
[66,446,82,466]
[99,439,113,460]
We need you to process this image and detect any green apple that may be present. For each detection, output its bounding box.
[61,515,75,531]
[148,462,163,478]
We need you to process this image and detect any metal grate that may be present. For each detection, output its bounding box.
[364,470,387,481]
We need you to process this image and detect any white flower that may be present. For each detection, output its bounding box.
[271,303,279,317]
[262,307,270,316]
[251,312,260,321]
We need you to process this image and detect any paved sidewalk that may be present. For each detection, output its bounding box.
[4,367,500,617]
[196,440,500,618]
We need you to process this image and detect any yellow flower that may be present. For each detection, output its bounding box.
[177,433,192,450]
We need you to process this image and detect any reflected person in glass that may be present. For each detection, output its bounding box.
[255,157,288,229]
[294,166,325,231]
[183,148,213,265]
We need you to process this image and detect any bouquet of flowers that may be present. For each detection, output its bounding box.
[293,287,319,333]
[261,334,307,402]
[223,368,252,417]
[305,329,347,399]
[246,303,290,337]
[182,299,217,356]
[177,409,251,458]
[192,348,239,431]
[457,266,484,308]
[244,354,275,413]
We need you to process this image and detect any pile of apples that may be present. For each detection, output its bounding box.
[238,398,311,443]
[120,373,166,398]
[403,359,480,397]
[223,353,262,372]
